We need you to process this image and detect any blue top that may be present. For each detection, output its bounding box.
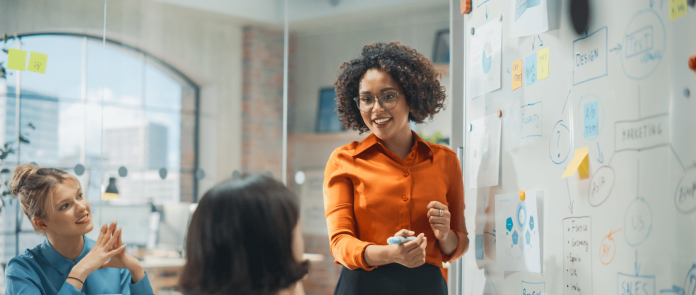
[5,236,154,295]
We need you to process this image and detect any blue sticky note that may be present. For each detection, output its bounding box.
[584,101,599,138]
[525,53,537,86]
[475,234,484,260]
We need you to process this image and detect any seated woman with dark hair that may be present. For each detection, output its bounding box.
[179,174,309,295]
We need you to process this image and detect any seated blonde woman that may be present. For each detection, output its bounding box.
[5,164,154,295]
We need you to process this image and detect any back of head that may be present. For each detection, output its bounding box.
[179,174,308,295]
[8,164,80,234]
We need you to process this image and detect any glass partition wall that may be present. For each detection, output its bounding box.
[0,0,284,293]
[286,1,451,293]
[0,0,452,294]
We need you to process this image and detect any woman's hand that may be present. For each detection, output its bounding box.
[427,201,451,240]
[99,222,146,283]
[68,222,127,288]
[388,230,427,268]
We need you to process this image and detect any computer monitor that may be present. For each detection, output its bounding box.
[156,203,197,251]
[86,205,152,247]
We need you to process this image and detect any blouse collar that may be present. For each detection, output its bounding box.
[352,131,433,159]
[39,236,94,276]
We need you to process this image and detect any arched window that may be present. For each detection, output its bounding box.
[0,34,199,257]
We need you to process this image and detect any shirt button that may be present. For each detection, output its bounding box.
[403,172,409,177]
[402,196,408,201]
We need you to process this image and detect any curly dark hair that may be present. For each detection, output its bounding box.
[334,41,446,134]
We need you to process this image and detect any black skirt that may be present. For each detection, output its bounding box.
[333,263,448,295]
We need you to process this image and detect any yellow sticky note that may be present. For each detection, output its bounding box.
[562,147,590,179]
[670,0,687,20]
[537,47,549,80]
[512,59,523,90]
[7,48,27,71]
[27,51,48,74]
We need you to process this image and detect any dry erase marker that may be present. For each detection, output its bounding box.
[387,236,417,245]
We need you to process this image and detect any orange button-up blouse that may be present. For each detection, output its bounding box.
[323,132,469,271]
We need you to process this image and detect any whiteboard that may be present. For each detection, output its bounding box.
[461,0,696,294]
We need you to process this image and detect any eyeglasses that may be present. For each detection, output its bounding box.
[353,92,403,113]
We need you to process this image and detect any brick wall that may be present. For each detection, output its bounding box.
[243,26,339,295]
[303,235,343,295]
[242,26,286,177]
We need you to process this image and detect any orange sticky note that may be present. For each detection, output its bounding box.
[512,59,523,90]
[537,47,549,80]
[27,51,48,74]
[7,48,27,71]
[562,147,590,179]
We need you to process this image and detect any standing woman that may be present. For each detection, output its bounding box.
[5,164,154,295]
[324,42,468,295]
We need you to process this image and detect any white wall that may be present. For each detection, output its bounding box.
[289,4,451,137]
[0,0,246,199]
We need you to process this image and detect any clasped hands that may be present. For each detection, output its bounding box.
[68,222,146,289]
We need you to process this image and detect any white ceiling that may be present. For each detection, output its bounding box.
[147,0,448,25]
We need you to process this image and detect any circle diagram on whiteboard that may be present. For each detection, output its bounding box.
[624,197,653,246]
[516,201,527,231]
[482,40,493,74]
[621,9,666,80]
[549,120,571,164]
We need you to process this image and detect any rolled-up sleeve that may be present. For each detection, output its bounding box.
[441,154,469,262]
[323,149,376,271]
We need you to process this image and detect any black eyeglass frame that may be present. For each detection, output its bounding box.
[353,92,404,113]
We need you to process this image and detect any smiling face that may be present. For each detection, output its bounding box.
[34,180,93,237]
[358,68,412,141]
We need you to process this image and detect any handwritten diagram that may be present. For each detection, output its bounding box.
[549,120,571,164]
[563,217,592,295]
[621,10,666,80]
[495,192,541,273]
[573,27,608,85]
[599,228,622,265]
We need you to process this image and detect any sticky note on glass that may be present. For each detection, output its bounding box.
[583,101,599,138]
[27,51,48,74]
[562,147,589,179]
[7,49,28,71]
[537,47,549,80]
[670,0,687,20]
[512,59,523,90]
[525,53,537,86]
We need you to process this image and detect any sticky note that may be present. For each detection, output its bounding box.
[562,147,590,179]
[537,47,549,80]
[512,59,523,90]
[583,101,599,138]
[27,51,48,74]
[7,49,27,71]
[525,53,537,86]
[670,0,687,20]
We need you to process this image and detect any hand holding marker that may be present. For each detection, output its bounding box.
[387,235,417,245]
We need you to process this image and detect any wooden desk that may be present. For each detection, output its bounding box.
[141,257,186,295]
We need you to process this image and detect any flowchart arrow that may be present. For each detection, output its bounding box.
[538,35,544,47]
[597,142,604,163]
[610,44,623,53]
[635,250,641,276]
[659,285,684,295]
[486,5,488,19]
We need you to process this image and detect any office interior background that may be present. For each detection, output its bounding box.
[0,0,453,294]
